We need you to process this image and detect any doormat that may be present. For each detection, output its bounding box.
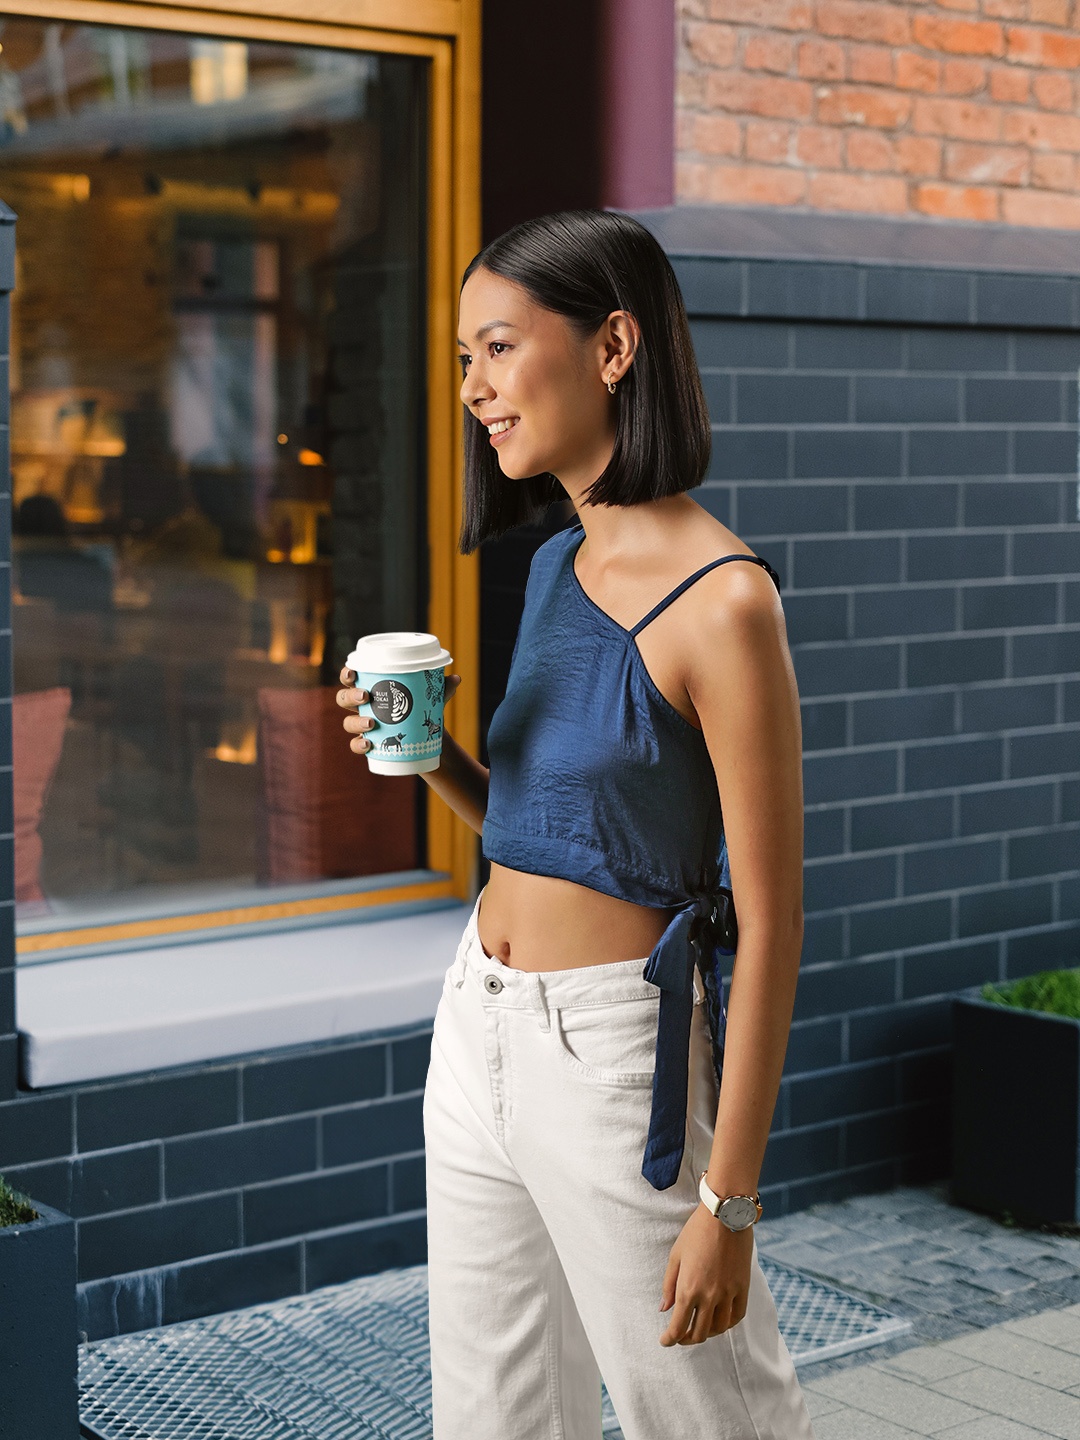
[79,1257,911,1439]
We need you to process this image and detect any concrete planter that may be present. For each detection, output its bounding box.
[952,993,1080,1227]
[0,1199,79,1439]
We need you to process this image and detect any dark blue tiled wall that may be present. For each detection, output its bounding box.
[483,253,1080,1216]
[0,1027,430,1339]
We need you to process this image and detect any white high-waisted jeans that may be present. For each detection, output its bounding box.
[423,889,817,1440]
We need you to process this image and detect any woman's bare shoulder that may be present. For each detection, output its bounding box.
[664,508,783,638]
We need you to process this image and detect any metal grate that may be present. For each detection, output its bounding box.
[762,1255,912,1367]
[79,1258,910,1440]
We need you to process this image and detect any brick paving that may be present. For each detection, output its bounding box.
[754,1179,1080,1438]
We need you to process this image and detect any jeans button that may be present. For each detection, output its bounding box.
[484,974,504,994]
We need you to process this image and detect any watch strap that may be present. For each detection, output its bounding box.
[698,1172,763,1227]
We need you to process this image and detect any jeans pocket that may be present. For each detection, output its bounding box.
[552,995,659,1087]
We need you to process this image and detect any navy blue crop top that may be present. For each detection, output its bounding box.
[483,520,782,1190]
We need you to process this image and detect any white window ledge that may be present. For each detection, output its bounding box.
[16,902,473,1089]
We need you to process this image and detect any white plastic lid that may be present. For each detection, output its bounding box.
[346,631,453,675]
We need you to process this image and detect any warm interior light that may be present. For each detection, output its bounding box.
[212,727,257,765]
[122,180,338,218]
[298,449,324,467]
[190,40,248,105]
[268,600,290,664]
[8,172,92,202]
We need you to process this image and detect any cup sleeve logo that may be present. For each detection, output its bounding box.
[369,679,413,724]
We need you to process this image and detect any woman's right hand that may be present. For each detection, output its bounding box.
[337,667,461,756]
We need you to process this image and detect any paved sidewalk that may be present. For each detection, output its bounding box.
[750,1179,1080,1438]
[803,1305,1080,1439]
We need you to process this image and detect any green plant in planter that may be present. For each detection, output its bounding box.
[980,966,1080,1020]
[0,1173,38,1227]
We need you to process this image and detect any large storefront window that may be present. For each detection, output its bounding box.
[0,19,430,942]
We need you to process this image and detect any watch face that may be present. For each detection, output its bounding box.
[719,1195,758,1231]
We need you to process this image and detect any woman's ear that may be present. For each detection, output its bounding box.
[602,309,640,384]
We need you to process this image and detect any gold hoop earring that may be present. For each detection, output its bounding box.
[606,378,617,394]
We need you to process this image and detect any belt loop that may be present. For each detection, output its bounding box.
[526,973,551,1032]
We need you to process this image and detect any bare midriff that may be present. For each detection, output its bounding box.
[476,862,677,972]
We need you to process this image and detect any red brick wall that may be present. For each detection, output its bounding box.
[677,0,1080,225]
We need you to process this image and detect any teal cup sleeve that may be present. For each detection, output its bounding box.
[355,667,446,769]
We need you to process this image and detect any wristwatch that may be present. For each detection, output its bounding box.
[698,1172,763,1231]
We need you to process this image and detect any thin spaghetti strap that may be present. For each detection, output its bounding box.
[629,554,781,638]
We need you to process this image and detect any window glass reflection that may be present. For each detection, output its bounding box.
[1,20,428,929]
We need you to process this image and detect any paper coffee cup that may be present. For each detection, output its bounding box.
[345,631,453,776]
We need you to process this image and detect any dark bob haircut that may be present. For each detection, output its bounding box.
[457,209,711,555]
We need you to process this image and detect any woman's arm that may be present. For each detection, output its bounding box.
[659,563,804,1347]
[419,716,490,835]
[337,671,490,836]
[694,573,804,1205]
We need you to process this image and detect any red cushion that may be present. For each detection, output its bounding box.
[256,687,418,885]
[13,688,72,904]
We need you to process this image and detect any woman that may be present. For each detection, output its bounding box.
[339,210,815,1440]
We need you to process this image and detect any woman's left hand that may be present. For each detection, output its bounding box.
[658,1205,754,1346]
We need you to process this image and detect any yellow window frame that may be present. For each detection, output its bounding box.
[9,0,481,958]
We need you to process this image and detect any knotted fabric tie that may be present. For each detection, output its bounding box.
[641,886,737,1191]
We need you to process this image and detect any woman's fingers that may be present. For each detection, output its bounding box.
[659,1293,696,1347]
[683,1302,718,1346]
[659,1254,679,1313]
[338,670,374,752]
[342,712,376,752]
[704,1295,746,1339]
[336,684,369,711]
[662,1287,742,1346]
[336,666,369,710]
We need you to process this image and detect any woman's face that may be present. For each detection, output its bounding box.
[457,267,614,481]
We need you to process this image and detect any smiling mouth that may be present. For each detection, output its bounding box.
[486,418,519,435]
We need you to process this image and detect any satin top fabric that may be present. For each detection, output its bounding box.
[482,519,782,1190]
